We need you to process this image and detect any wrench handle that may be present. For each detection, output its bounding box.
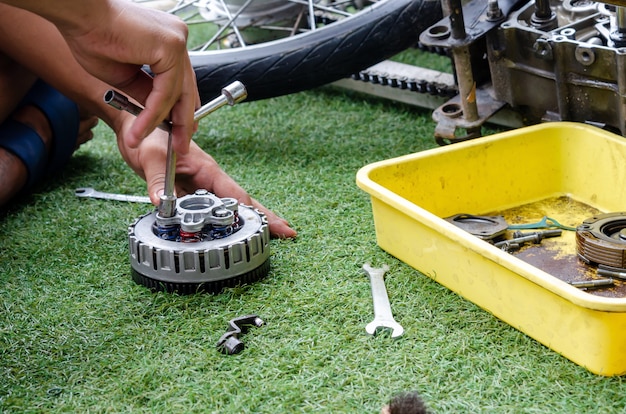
[75,187,151,203]
[369,274,395,321]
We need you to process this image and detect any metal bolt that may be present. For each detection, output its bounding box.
[568,278,614,289]
[597,268,626,280]
[487,0,502,21]
[494,229,562,252]
[496,241,521,252]
[496,234,539,247]
[511,229,563,240]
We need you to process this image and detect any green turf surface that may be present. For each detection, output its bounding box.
[2,84,626,413]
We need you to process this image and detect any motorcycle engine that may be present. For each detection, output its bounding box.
[490,0,625,131]
[420,0,626,140]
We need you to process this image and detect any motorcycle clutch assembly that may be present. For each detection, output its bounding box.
[128,189,271,294]
[576,212,626,269]
[104,82,270,294]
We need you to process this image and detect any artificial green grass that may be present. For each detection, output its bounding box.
[2,86,626,413]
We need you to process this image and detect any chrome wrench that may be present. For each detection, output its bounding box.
[75,187,151,203]
[362,263,404,338]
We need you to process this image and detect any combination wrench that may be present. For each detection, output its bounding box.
[75,187,151,203]
[362,263,404,338]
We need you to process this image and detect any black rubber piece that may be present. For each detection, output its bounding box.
[191,0,442,103]
[0,80,80,190]
[131,258,271,295]
[0,120,47,190]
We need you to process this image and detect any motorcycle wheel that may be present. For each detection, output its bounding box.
[140,0,443,103]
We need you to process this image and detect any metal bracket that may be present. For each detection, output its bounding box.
[433,84,507,145]
[216,315,264,355]
[419,0,527,48]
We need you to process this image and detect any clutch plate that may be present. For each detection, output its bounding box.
[128,190,271,294]
[576,212,626,269]
[444,213,508,240]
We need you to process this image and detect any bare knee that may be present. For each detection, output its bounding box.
[0,148,28,206]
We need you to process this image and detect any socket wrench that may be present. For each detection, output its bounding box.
[104,81,248,219]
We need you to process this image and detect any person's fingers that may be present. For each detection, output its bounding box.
[76,115,98,147]
[111,67,154,104]
[123,61,199,154]
[62,4,199,152]
[129,16,197,154]
[207,171,297,239]
[249,197,297,239]
[166,58,199,155]
[134,133,169,205]
[145,167,167,206]
[131,137,297,238]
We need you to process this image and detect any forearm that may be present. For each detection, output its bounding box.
[0,0,117,35]
[2,0,197,154]
[0,3,123,128]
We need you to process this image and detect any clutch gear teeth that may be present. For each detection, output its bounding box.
[131,258,270,294]
[128,203,271,294]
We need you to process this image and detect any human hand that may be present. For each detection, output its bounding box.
[67,1,199,154]
[117,125,297,239]
[9,0,200,155]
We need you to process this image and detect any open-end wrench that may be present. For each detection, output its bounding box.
[362,263,404,338]
[75,187,151,203]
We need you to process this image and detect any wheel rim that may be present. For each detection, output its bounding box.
[134,0,377,51]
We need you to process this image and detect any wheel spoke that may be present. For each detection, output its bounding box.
[135,0,375,51]
[286,0,353,18]
[198,0,254,50]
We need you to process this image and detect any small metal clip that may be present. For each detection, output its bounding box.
[216,315,264,355]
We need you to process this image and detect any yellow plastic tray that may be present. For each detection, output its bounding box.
[356,122,626,376]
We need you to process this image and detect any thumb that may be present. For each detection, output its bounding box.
[143,158,168,206]
[147,175,167,206]
[148,185,165,206]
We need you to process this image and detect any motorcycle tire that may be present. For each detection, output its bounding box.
[191,0,443,103]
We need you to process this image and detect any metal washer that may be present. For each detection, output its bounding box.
[444,213,508,240]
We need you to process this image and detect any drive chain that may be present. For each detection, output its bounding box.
[349,45,457,98]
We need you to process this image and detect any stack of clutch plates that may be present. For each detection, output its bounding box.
[576,212,626,269]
